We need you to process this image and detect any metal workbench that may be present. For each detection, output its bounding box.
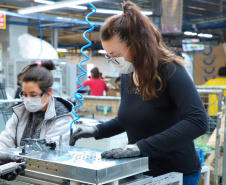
[0,146,148,185]
[0,146,182,185]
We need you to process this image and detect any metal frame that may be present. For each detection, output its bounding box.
[120,172,182,185]
[201,164,210,185]
[197,86,225,185]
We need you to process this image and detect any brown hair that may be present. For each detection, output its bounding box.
[21,60,55,92]
[100,1,184,100]
[91,67,100,79]
[218,67,226,77]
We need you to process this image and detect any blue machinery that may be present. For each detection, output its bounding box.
[70,2,97,137]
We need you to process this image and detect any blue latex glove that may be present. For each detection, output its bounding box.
[101,144,141,159]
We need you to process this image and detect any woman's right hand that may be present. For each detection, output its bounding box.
[69,126,99,146]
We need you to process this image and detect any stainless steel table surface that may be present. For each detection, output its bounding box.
[0,146,149,185]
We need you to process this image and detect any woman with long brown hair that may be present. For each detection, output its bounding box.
[70,1,208,184]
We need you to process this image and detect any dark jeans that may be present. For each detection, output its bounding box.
[183,171,201,185]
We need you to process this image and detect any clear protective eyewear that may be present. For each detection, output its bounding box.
[19,91,45,99]
[105,46,130,65]
[105,54,120,64]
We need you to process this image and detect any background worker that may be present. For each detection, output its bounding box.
[203,66,226,133]
[14,73,23,99]
[77,67,109,96]
[115,76,121,89]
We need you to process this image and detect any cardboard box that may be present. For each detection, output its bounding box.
[200,171,214,185]
[206,116,225,148]
[194,44,226,85]
[106,89,121,97]
[206,151,223,177]
[80,97,121,117]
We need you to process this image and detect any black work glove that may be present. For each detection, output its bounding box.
[69,126,99,146]
[101,144,141,159]
[0,153,27,181]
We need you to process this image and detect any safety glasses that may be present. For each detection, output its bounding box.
[19,91,46,99]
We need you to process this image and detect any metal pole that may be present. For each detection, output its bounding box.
[51,28,58,49]
[222,94,226,185]
[213,92,223,185]
[196,85,226,90]
[220,0,225,42]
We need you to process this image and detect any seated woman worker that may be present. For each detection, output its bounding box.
[0,60,75,149]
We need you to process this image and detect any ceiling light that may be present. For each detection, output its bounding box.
[203,34,213,38]
[56,17,72,20]
[184,31,193,35]
[19,0,100,14]
[57,48,67,52]
[141,11,153,16]
[98,50,106,54]
[184,31,198,36]
[96,9,123,14]
[185,32,213,38]
[95,8,153,15]
[197,33,204,37]
[34,0,87,10]
[69,5,87,10]
[34,0,54,5]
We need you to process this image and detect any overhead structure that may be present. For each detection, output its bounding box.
[18,0,101,14]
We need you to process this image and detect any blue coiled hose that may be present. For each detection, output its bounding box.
[70,2,97,137]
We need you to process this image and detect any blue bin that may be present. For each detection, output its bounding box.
[196,148,204,165]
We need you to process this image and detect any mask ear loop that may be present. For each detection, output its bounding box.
[123,46,131,58]
[114,46,131,65]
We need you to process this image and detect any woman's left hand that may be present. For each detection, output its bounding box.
[101,144,141,159]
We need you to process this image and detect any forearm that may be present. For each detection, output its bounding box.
[95,117,125,139]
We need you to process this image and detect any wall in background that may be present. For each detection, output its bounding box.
[66,55,119,78]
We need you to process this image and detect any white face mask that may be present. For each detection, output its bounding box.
[106,46,134,74]
[23,96,47,112]
[111,58,134,74]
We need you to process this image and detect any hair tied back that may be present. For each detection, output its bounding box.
[36,60,42,66]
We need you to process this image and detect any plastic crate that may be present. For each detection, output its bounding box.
[196,147,204,165]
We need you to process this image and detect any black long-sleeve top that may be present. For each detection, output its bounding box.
[96,62,208,176]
